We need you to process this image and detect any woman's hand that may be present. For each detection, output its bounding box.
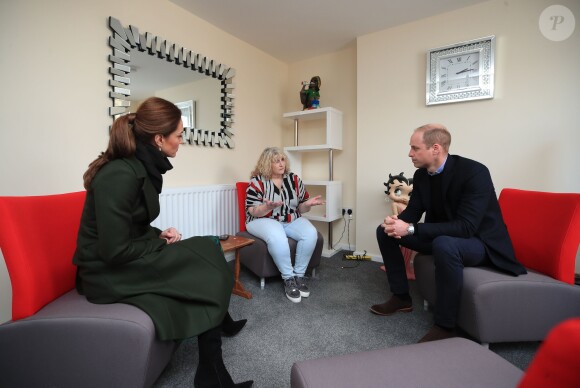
[160,227,182,244]
[299,195,325,213]
[263,198,284,210]
[250,199,283,218]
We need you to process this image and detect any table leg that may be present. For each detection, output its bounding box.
[232,249,252,299]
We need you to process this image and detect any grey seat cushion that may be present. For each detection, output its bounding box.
[414,253,580,343]
[236,230,323,279]
[0,290,176,388]
[291,337,523,388]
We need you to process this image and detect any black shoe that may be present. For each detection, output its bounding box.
[221,312,247,337]
[370,295,413,316]
[194,362,254,387]
[234,382,253,388]
[417,325,457,343]
[196,327,254,388]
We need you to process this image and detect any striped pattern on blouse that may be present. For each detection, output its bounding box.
[245,173,310,224]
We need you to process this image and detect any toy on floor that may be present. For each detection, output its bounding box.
[382,172,416,279]
[300,76,321,110]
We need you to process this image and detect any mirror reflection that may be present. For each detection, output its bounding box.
[108,17,235,148]
[128,50,221,134]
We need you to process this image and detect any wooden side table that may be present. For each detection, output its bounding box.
[220,235,254,299]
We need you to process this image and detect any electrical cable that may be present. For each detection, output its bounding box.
[346,217,351,251]
[329,215,348,253]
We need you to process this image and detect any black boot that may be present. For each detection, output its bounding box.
[221,312,247,337]
[195,327,253,388]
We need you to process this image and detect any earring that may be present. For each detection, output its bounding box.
[158,146,162,151]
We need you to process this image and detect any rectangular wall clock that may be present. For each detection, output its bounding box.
[426,35,495,106]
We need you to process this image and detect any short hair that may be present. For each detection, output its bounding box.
[250,147,290,179]
[416,124,451,152]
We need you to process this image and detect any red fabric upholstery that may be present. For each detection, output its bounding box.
[498,188,580,284]
[0,191,86,321]
[236,182,249,232]
[518,318,580,387]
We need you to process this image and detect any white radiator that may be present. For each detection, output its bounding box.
[151,184,239,239]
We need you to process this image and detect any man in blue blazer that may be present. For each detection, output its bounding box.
[371,124,526,343]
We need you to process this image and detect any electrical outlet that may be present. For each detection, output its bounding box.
[342,208,353,219]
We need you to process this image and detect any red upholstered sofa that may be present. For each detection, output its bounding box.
[413,188,580,345]
[0,192,176,388]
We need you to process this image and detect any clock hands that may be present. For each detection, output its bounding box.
[456,68,477,74]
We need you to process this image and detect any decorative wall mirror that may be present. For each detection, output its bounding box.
[107,17,235,148]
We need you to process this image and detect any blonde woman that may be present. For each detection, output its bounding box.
[245,147,325,303]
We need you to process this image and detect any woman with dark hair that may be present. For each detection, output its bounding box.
[73,97,252,388]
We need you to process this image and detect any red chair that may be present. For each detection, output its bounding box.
[235,182,323,289]
[0,192,175,388]
[413,188,580,345]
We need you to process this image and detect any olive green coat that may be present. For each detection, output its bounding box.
[73,157,233,341]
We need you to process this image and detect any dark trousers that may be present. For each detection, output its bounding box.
[376,225,489,328]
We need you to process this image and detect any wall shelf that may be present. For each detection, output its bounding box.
[283,107,343,238]
[283,107,342,150]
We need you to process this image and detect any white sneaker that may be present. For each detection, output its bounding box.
[283,278,301,303]
[295,276,310,298]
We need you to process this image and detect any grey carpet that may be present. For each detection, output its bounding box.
[154,251,539,388]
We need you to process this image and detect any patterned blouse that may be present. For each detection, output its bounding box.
[245,173,310,224]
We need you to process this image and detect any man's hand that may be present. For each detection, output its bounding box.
[381,215,410,239]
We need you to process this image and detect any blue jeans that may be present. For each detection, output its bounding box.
[246,217,318,280]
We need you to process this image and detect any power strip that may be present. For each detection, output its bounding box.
[344,252,372,261]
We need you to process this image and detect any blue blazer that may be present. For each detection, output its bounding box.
[399,154,526,276]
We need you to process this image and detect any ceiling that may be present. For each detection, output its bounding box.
[170,0,490,63]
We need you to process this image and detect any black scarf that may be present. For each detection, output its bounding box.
[134,141,173,194]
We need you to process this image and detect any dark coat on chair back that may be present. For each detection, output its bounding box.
[399,154,526,276]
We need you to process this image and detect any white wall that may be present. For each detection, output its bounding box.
[355,0,580,261]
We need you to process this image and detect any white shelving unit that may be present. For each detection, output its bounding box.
[283,107,343,251]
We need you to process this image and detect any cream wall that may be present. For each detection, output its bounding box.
[0,0,288,322]
[0,0,288,196]
[356,0,580,261]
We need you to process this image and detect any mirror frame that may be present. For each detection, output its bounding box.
[108,17,235,148]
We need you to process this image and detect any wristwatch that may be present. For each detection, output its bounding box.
[407,223,415,236]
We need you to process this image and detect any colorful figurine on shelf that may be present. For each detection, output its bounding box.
[300,76,321,110]
[382,172,416,279]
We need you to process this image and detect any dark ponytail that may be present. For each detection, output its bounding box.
[83,98,180,190]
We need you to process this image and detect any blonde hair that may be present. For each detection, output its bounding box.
[250,147,290,179]
[415,124,451,152]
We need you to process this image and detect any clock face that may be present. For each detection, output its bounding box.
[438,51,480,92]
[426,36,495,105]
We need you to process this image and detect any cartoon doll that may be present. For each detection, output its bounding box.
[382,172,416,279]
